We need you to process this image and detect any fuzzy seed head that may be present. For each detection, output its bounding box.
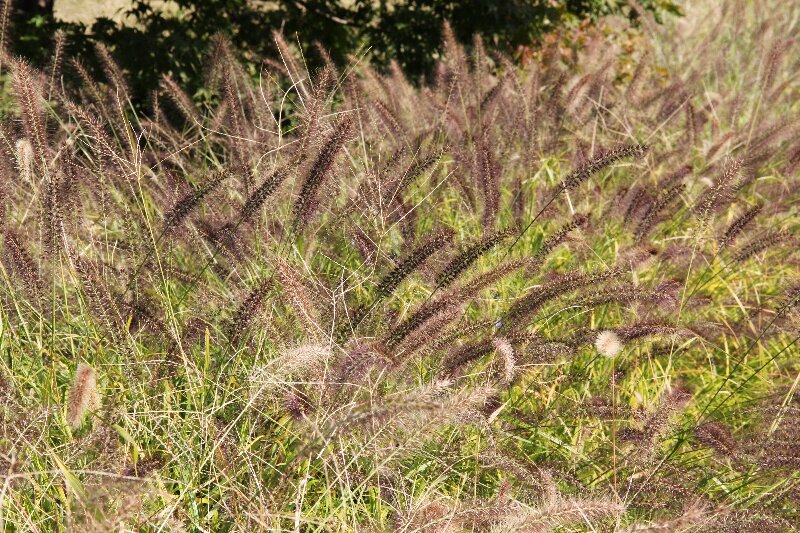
[251,344,331,403]
[595,330,623,357]
[493,337,515,384]
[67,363,99,430]
[15,139,34,181]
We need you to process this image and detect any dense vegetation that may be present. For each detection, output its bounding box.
[0,0,799,531]
[7,0,678,104]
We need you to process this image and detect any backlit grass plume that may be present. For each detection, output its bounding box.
[66,362,99,430]
[595,330,623,357]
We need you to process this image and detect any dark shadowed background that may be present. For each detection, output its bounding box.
[7,0,679,106]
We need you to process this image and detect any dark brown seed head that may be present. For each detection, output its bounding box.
[240,166,293,223]
[718,204,762,249]
[376,230,454,299]
[11,59,48,172]
[436,228,515,288]
[163,170,229,235]
[293,116,353,229]
[561,144,648,191]
[2,230,42,298]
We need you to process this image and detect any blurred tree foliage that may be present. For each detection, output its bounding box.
[7,0,680,104]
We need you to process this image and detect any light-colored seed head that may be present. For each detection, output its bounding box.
[250,343,331,402]
[493,337,515,384]
[15,139,33,181]
[67,362,99,429]
[595,330,623,357]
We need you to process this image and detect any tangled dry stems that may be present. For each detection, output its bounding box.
[0,1,799,530]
